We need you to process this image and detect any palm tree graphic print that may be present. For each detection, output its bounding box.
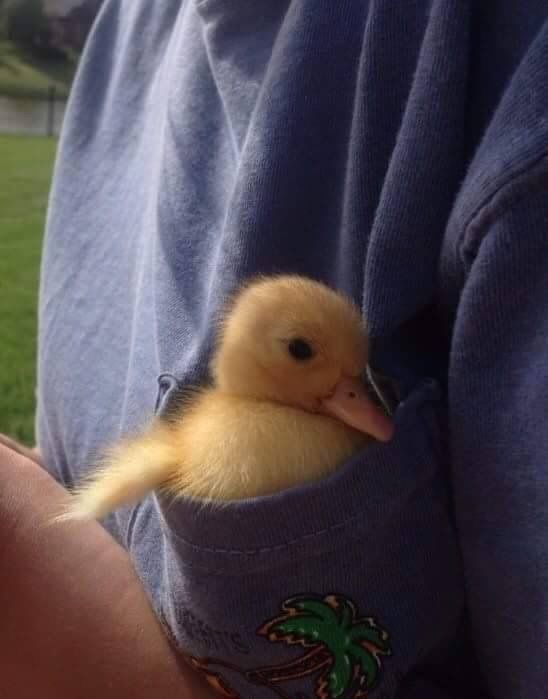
[188,593,392,699]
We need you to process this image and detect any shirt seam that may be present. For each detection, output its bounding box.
[164,508,366,557]
[457,149,548,269]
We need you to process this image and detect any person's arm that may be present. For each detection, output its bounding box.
[449,184,548,696]
[0,443,217,699]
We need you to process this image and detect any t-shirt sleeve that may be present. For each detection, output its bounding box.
[448,182,548,697]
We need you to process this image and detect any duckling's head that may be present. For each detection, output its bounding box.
[210,275,393,442]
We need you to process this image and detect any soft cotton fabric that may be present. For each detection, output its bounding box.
[38,1,548,696]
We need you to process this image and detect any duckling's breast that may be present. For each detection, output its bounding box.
[170,392,369,501]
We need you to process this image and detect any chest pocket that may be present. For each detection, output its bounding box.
[155,379,464,699]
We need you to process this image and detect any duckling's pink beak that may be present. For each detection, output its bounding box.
[319,376,394,442]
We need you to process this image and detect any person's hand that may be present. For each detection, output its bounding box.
[0,443,219,699]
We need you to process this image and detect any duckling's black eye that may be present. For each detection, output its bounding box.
[288,338,314,361]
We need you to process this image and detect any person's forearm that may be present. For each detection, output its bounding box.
[0,444,216,699]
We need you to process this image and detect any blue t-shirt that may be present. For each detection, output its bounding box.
[38,1,548,697]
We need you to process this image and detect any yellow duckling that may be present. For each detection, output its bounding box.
[62,275,393,520]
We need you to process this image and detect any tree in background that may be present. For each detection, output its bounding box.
[0,1,5,40]
[0,0,104,55]
[3,0,58,56]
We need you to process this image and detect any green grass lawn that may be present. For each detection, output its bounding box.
[0,133,56,444]
[0,40,76,99]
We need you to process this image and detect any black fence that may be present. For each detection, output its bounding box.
[0,85,67,137]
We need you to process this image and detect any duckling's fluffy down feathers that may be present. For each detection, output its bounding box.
[59,275,391,521]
